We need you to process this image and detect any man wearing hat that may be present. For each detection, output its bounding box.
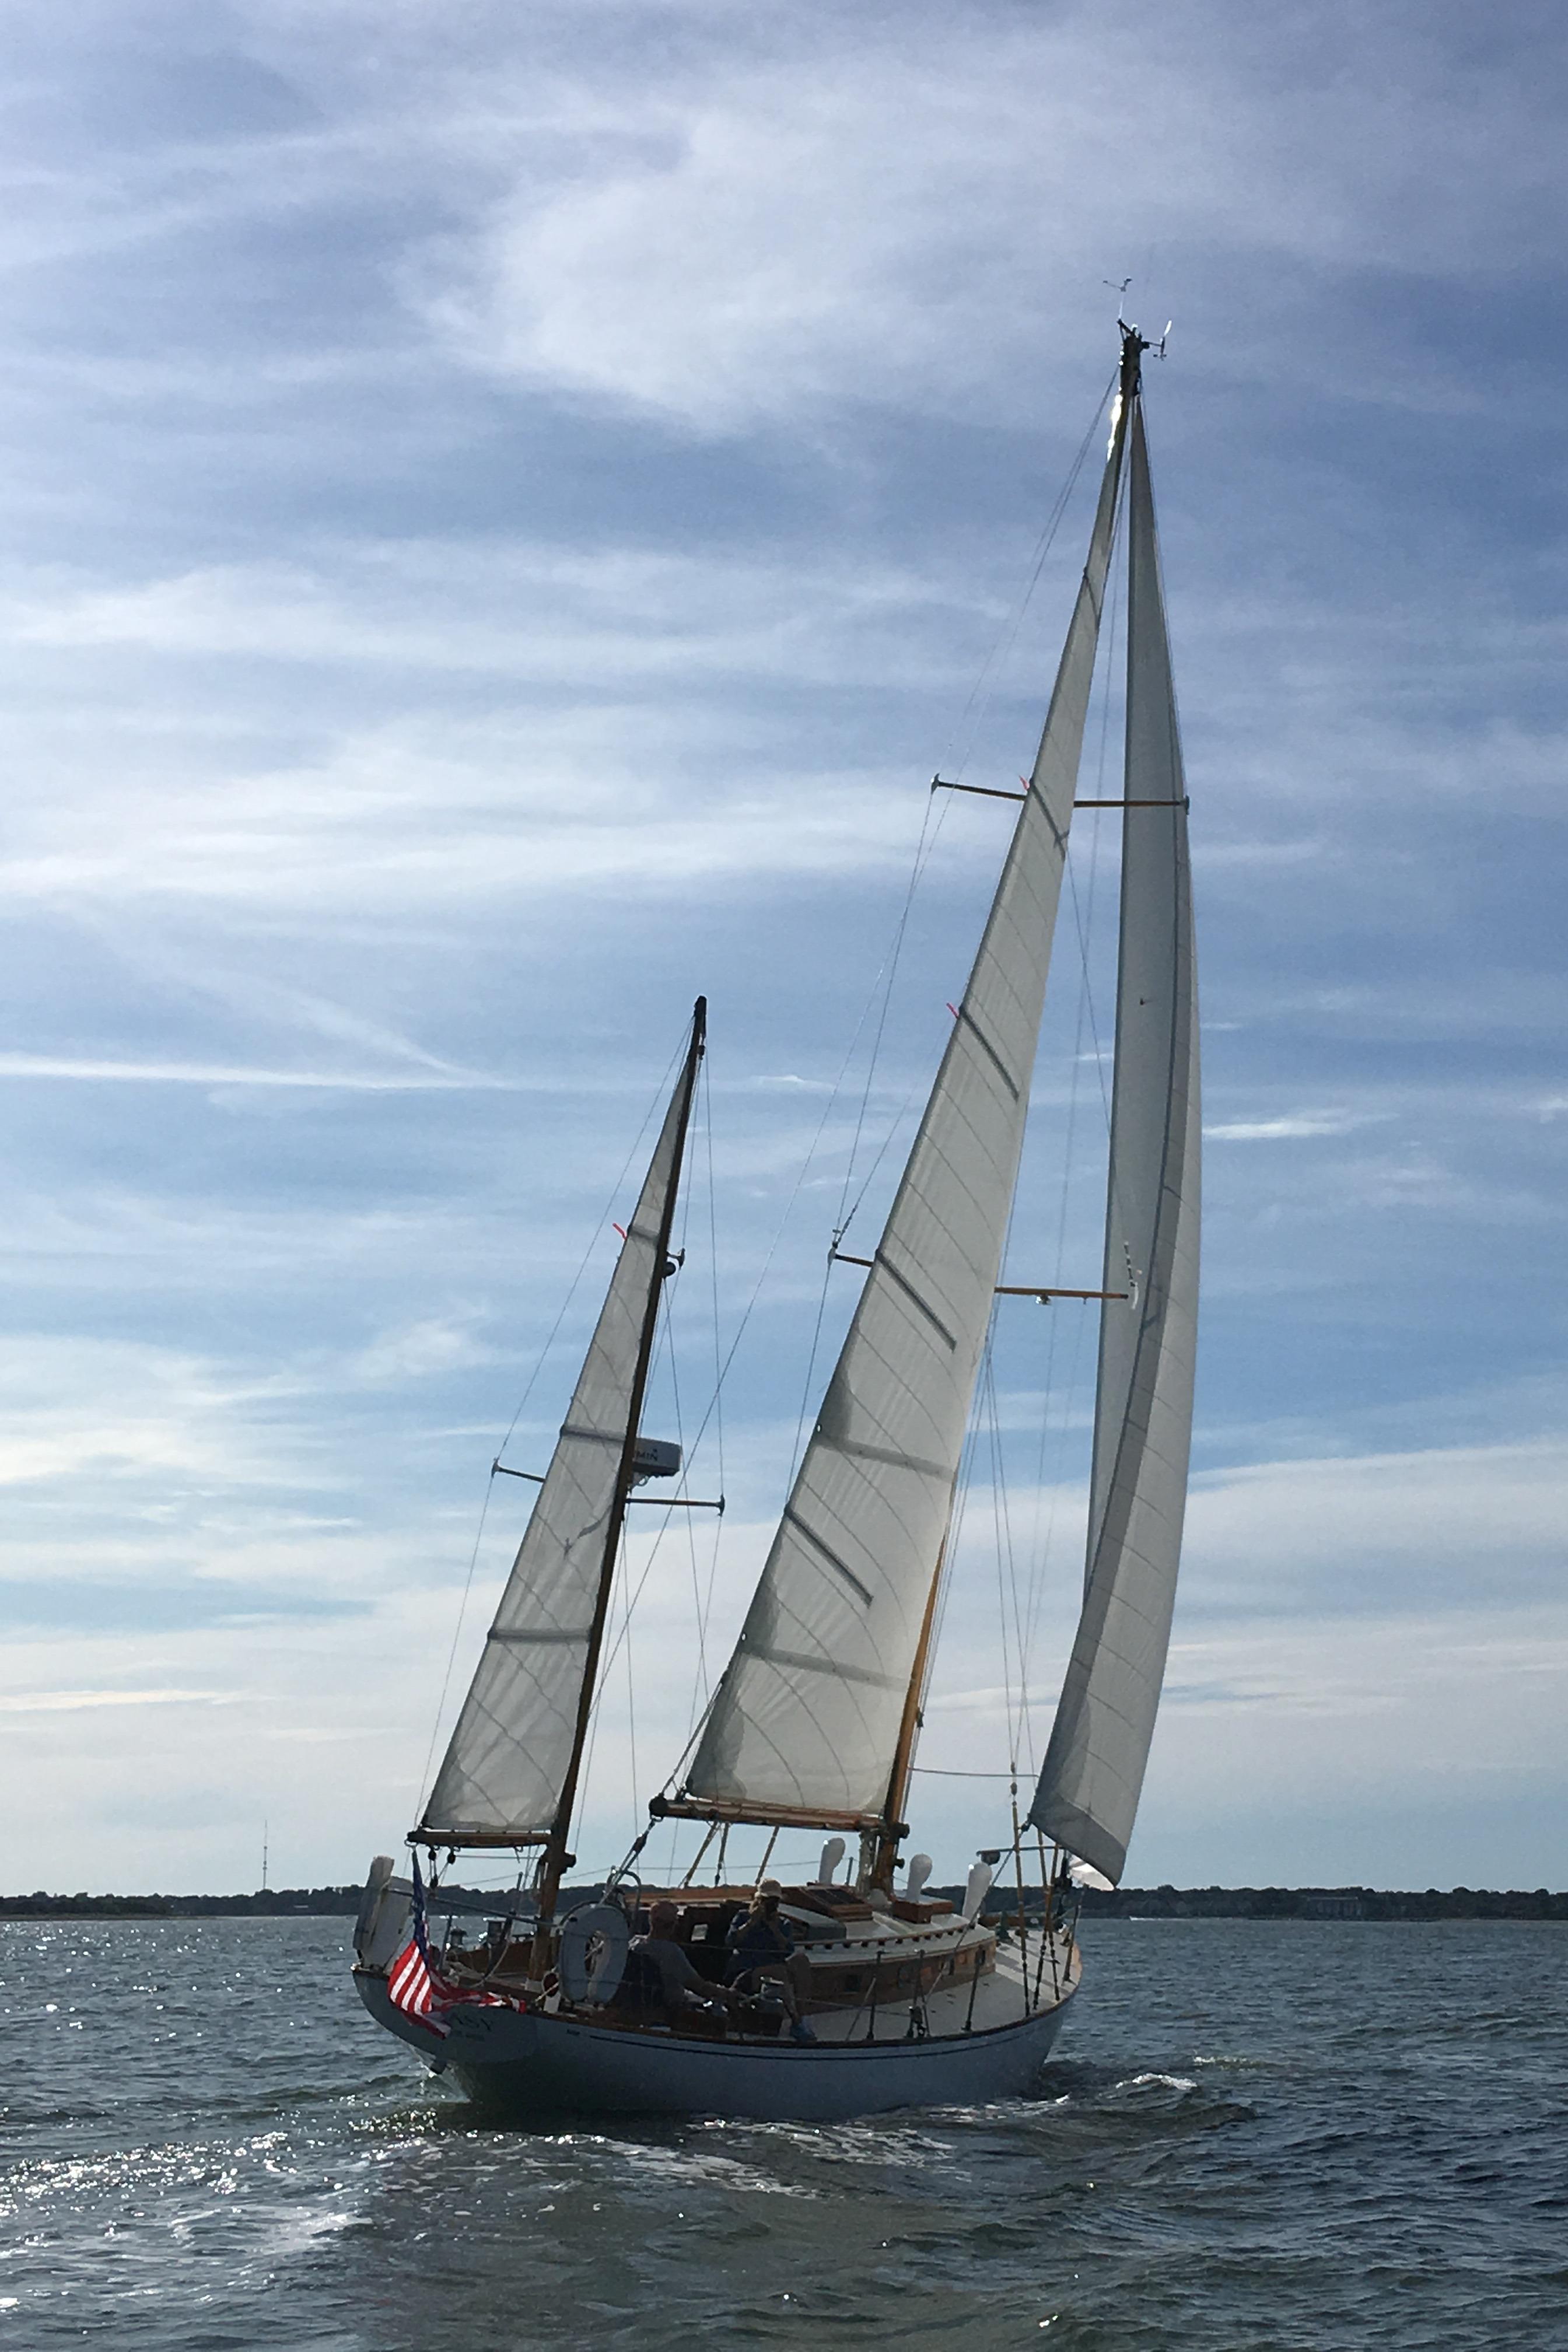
[724,1882,817,2043]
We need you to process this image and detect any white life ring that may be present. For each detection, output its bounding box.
[556,1903,629,2004]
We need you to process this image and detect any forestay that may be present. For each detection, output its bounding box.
[418,1049,697,1845]
[1029,401,1200,1884]
[680,400,1132,1825]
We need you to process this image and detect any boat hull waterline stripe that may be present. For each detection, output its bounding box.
[356,1957,1077,2122]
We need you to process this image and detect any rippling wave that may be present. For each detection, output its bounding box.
[3,1918,1564,2348]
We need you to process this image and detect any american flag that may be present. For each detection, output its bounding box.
[386,1859,514,2036]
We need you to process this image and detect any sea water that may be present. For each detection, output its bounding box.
[2,1916,1563,2349]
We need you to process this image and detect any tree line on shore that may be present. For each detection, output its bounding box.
[2,1883,1564,1921]
[1066,1884,1568,1921]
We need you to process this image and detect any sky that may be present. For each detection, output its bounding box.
[2,0,1566,1897]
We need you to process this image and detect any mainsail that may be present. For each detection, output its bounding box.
[418,1005,705,1846]
[676,396,1134,1828]
[1028,397,1200,1884]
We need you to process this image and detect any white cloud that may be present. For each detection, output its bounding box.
[0,1054,503,1090]
[1204,1110,1376,1143]
[0,1335,292,1492]
[5,543,985,686]
[0,542,988,915]
[1185,1437,1568,1619]
[352,1317,492,1385]
[2,1,1566,1896]
[0,1688,233,1714]
[409,5,1566,432]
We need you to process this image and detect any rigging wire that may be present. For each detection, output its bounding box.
[413,1034,687,1815]
[1058,447,1130,1160]
[782,368,1124,1496]
[656,369,1124,1660]
[657,1097,708,1717]
[493,1035,685,1472]
[983,1350,1018,1774]
[928,437,1130,1797]
[674,944,920,1517]
[1017,459,1130,1703]
[782,779,956,1488]
[580,1308,696,1742]
[577,1048,727,1853]
[984,1346,1037,1779]
[657,1223,705,1703]
[426,373,1125,1850]
[760,373,1125,1829]
[414,1480,499,1824]
[622,1567,639,1852]
[831,792,942,1242]
[832,370,1121,1253]
[576,1268,695,1838]
[934,369,1119,788]
[697,1050,726,1707]
[903,1324,992,1795]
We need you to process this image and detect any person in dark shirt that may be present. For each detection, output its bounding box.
[628,1902,726,2017]
[725,1885,816,2043]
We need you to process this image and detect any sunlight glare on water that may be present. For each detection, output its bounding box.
[2,1917,1564,2349]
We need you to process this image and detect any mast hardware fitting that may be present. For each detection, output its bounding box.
[628,1494,724,1510]
[492,1460,722,1508]
[995,1284,1129,1302]
[832,1250,1124,1303]
[649,1793,904,1837]
[404,1827,551,1850]
[931,776,1186,810]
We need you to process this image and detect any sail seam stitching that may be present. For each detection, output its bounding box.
[953,1005,1021,1101]
[832,1436,950,1481]
[748,1640,900,1690]
[485,1628,592,1647]
[872,1252,958,1350]
[782,1508,876,1607]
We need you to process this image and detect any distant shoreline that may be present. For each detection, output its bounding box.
[1070,1885,1568,1922]
[3,1884,1564,1922]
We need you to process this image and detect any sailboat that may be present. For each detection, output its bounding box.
[352,324,1199,2120]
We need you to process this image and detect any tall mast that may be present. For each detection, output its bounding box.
[419,996,708,1861]
[870,325,1153,1886]
[868,1535,946,1890]
[534,996,706,1928]
[666,359,1133,1850]
[1118,317,1149,408]
[1028,318,1200,1884]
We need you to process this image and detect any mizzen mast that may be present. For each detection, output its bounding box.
[533,996,707,1928]
[415,998,708,1924]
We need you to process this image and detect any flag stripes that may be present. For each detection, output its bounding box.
[383,1859,520,2036]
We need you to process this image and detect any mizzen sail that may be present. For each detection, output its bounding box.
[419,1009,704,1846]
[677,401,1133,1826]
[1028,395,1200,1884]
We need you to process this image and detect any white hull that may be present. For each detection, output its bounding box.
[354,1943,1079,2122]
